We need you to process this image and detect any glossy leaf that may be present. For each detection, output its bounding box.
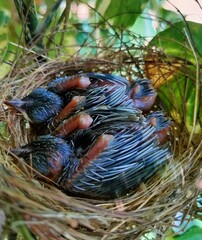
[158,8,182,24]
[0,9,10,25]
[166,226,202,240]
[97,0,149,28]
[149,21,202,63]
[157,70,201,133]
[148,21,202,133]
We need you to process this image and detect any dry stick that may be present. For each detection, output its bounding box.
[10,42,52,61]
[101,220,129,240]
[183,28,200,146]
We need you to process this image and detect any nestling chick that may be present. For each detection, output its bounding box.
[4,88,63,124]
[11,108,171,199]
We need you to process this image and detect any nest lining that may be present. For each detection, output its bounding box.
[0,56,201,239]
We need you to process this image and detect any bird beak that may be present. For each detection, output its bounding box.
[10,146,31,157]
[10,147,25,157]
[4,99,25,113]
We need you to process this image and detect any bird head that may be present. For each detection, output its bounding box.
[11,135,71,181]
[146,111,171,144]
[130,79,157,112]
[4,88,63,124]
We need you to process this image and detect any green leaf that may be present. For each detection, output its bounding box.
[95,0,108,10]
[148,21,202,133]
[0,9,10,25]
[186,22,202,57]
[0,42,16,79]
[166,226,202,240]
[101,0,149,28]
[149,21,202,63]
[0,9,14,79]
[158,75,186,114]
[149,0,182,25]
[158,71,201,133]
[160,8,182,24]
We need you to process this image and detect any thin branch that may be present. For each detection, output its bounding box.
[195,0,202,10]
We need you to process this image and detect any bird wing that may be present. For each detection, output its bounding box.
[66,124,171,199]
[63,85,132,110]
[85,72,129,86]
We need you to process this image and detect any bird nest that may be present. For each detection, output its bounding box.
[0,53,201,239]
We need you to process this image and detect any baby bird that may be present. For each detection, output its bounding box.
[129,78,157,113]
[11,135,72,182]
[4,88,63,124]
[48,73,157,112]
[4,73,156,129]
[11,108,171,199]
[146,111,171,144]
